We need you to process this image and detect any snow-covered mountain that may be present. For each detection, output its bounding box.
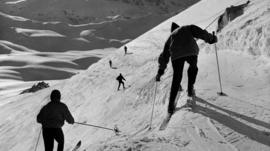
[0,0,199,87]
[1,0,270,150]
[0,0,198,24]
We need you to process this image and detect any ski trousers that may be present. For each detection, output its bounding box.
[42,127,64,151]
[117,81,125,90]
[168,55,198,113]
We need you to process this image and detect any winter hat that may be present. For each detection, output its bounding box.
[50,89,61,102]
[171,22,180,32]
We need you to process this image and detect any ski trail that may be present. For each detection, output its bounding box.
[168,110,237,151]
[194,96,270,151]
[148,107,237,151]
[186,116,237,151]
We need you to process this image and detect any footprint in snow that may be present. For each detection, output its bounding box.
[195,127,207,138]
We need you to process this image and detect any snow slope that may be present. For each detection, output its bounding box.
[1,0,270,150]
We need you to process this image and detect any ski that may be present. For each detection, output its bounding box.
[159,90,185,131]
[72,140,81,151]
[159,113,173,130]
[129,124,151,138]
[184,96,196,110]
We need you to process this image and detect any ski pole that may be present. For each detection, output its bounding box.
[75,122,120,134]
[204,14,221,30]
[34,127,42,151]
[213,32,226,96]
[149,81,158,130]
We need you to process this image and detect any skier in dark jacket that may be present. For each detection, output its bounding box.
[116,73,126,90]
[109,60,112,68]
[37,89,74,151]
[124,46,127,55]
[156,22,217,114]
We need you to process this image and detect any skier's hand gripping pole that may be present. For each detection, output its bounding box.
[155,69,164,82]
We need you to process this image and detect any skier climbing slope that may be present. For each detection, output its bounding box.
[156,22,217,116]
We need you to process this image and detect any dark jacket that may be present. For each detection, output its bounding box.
[37,101,74,128]
[116,74,125,82]
[158,24,216,70]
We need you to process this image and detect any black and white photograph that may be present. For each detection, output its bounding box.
[0,0,270,150]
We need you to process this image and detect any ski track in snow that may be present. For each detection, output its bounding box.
[197,96,270,151]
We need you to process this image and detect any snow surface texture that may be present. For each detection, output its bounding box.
[0,0,270,150]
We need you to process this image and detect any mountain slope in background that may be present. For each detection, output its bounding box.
[0,0,198,24]
[0,0,270,150]
[0,0,199,85]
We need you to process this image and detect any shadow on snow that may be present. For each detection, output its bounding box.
[175,96,270,147]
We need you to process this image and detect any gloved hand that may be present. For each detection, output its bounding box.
[156,69,164,81]
[70,120,75,124]
[209,34,218,44]
[156,74,161,81]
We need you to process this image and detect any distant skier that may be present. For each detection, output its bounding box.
[109,60,112,68]
[116,73,126,90]
[37,89,74,151]
[124,46,127,55]
[156,22,217,114]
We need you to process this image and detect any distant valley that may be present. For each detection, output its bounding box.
[0,0,199,82]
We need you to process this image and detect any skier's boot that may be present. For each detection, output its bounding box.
[187,85,196,97]
[187,86,196,107]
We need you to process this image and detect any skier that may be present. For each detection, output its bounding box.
[124,46,127,55]
[37,89,74,151]
[109,60,112,68]
[116,73,126,90]
[156,22,217,115]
